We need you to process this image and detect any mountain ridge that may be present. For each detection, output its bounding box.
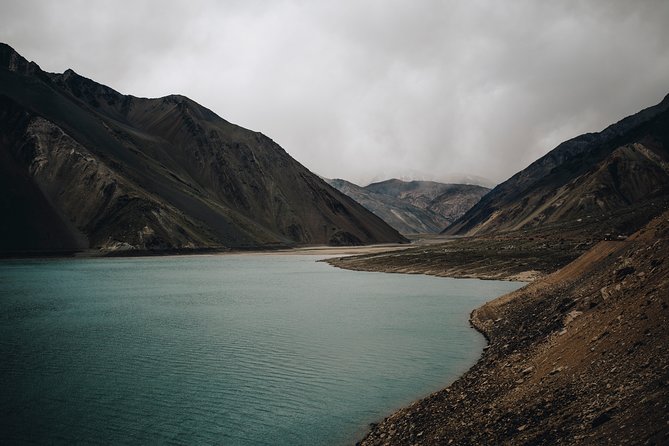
[0,43,407,254]
[444,92,669,237]
[325,178,489,234]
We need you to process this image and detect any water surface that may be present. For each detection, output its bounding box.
[0,254,522,445]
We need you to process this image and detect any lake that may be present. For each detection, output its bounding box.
[0,254,522,445]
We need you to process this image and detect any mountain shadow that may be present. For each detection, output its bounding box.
[0,43,407,255]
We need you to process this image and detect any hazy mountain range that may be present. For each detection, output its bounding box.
[364,171,496,188]
[0,43,407,255]
[326,178,489,234]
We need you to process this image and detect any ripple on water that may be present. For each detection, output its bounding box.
[0,255,523,445]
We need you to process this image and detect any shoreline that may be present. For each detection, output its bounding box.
[4,227,666,443]
[323,234,593,283]
[352,214,669,445]
[0,242,412,262]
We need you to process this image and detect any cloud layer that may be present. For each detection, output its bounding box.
[2,0,668,185]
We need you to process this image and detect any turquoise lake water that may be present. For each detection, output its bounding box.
[0,254,522,445]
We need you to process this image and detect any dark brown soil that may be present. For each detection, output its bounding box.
[330,212,669,445]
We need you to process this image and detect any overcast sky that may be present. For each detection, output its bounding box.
[2,1,668,186]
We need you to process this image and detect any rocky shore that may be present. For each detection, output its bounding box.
[330,212,669,445]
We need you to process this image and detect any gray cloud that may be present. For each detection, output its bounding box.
[2,0,668,185]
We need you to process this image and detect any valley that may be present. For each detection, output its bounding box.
[327,92,669,445]
[2,38,668,446]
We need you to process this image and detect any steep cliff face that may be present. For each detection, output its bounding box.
[0,43,406,254]
[445,94,669,237]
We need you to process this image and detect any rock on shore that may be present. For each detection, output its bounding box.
[358,209,669,445]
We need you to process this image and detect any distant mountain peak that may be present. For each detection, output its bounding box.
[365,171,495,188]
[327,177,489,234]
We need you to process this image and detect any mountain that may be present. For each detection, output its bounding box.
[325,178,489,234]
[357,204,669,446]
[328,94,669,445]
[366,170,495,188]
[444,94,669,237]
[0,43,406,255]
[364,179,490,231]
[325,179,445,233]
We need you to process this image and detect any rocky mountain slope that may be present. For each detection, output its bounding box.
[327,93,669,444]
[326,178,489,234]
[358,206,669,446]
[445,94,669,237]
[0,43,406,255]
[325,178,446,233]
